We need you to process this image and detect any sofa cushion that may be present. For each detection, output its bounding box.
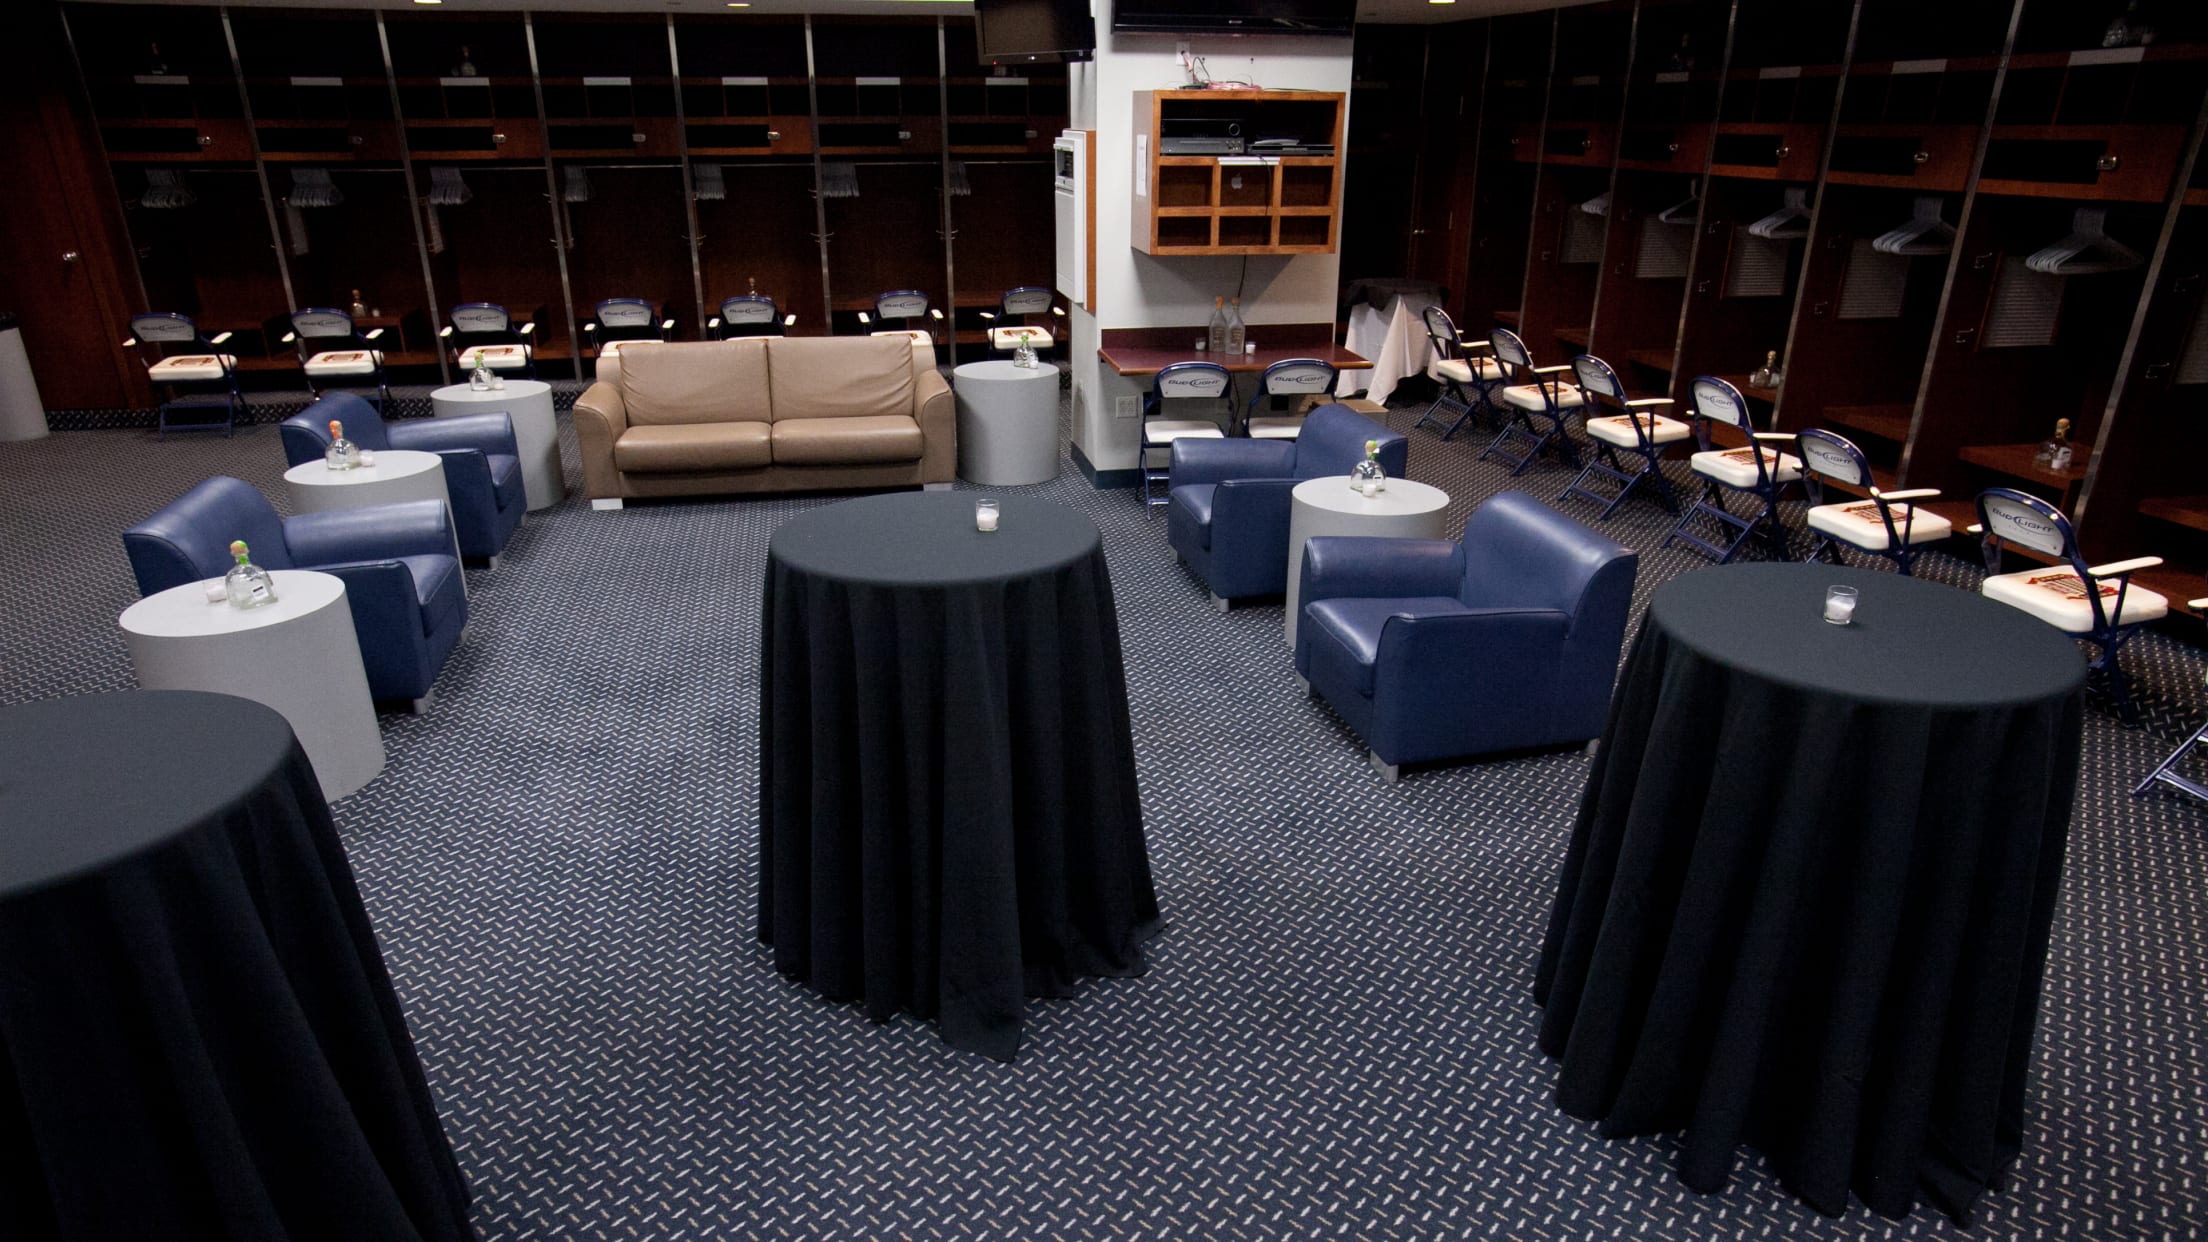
[614,422,773,472]
[766,336,916,422]
[620,340,771,426]
[772,416,923,465]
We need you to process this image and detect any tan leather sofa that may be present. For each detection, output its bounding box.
[574,335,954,507]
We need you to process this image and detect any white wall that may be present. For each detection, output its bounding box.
[1067,8,1354,478]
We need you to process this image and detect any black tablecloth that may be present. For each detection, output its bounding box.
[1535,564,2085,1223]
[760,493,1161,1060]
[0,691,471,1241]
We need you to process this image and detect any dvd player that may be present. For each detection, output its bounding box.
[1160,136,1246,155]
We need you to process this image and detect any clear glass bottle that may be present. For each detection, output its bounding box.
[1013,330,1038,369]
[1349,439,1387,496]
[1207,295,1228,354]
[1225,296,1247,355]
[1749,350,1778,389]
[224,540,278,610]
[324,419,361,471]
[349,288,368,318]
[470,349,492,391]
[2035,418,2074,470]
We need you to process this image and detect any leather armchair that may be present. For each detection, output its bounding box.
[1293,490,1637,781]
[123,476,468,710]
[281,392,526,561]
[1166,403,1410,607]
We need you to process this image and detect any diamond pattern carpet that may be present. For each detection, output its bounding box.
[1,383,2203,1240]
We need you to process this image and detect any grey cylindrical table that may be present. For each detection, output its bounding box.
[953,359,1060,486]
[431,378,563,509]
[1284,476,1452,647]
[0,313,47,441]
[119,570,385,800]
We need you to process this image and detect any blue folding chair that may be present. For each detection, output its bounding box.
[442,302,537,378]
[1480,328,1584,475]
[1795,429,1952,576]
[1142,360,1231,507]
[587,297,669,360]
[2135,597,2208,802]
[983,286,1059,356]
[863,290,938,341]
[1241,358,1339,440]
[714,294,790,339]
[127,312,243,438]
[1666,375,1803,562]
[287,308,390,409]
[1975,487,2169,725]
[1558,354,1689,519]
[1411,305,1502,441]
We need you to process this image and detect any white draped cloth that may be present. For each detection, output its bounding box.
[1338,295,1440,404]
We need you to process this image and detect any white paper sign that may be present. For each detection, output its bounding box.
[1135,134,1148,198]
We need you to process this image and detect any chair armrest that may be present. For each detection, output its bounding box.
[1871,487,1941,501]
[914,366,955,483]
[1171,438,1296,488]
[1966,524,1984,535]
[573,380,629,499]
[1529,364,1574,375]
[389,412,518,458]
[2190,597,2208,611]
[2088,556,2163,578]
[284,499,455,564]
[1750,432,1796,442]
[1301,536,1463,607]
[1625,397,1676,407]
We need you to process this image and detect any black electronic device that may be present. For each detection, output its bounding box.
[975,0,1096,64]
[1112,0,1356,37]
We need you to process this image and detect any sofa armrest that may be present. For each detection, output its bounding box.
[914,365,956,483]
[1300,536,1464,608]
[284,499,456,565]
[1171,438,1296,488]
[574,381,629,499]
[389,411,518,458]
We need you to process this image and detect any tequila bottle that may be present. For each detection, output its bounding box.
[224,540,277,610]
[1225,296,1247,355]
[1749,351,1779,389]
[1013,331,1038,369]
[324,419,362,471]
[1208,296,1228,354]
[1350,439,1388,496]
[2035,418,2074,471]
[350,288,368,318]
[470,350,493,391]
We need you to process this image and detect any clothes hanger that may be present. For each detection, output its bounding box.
[1746,187,1810,240]
[1871,196,1954,257]
[2025,207,2144,276]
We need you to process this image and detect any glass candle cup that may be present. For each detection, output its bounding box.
[1824,584,1859,625]
[975,499,1000,532]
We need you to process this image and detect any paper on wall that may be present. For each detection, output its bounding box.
[1135,134,1148,198]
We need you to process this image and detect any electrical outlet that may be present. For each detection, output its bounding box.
[1177,41,1192,64]
[1115,396,1141,420]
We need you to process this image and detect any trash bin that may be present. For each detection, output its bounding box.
[0,312,49,441]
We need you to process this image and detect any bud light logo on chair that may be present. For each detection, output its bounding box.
[1161,373,1225,398]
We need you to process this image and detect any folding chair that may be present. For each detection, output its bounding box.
[1666,375,1802,562]
[1242,357,1340,440]
[1411,306,1502,441]
[287,308,390,410]
[1479,328,1584,475]
[1796,429,1951,576]
[1558,354,1689,519]
[1142,361,1231,507]
[2135,597,2208,802]
[443,303,537,378]
[127,312,243,438]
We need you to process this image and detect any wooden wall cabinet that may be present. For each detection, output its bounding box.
[1131,90,1345,256]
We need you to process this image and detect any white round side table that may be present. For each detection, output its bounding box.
[952,359,1060,486]
[1284,476,1452,648]
[119,570,385,801]
[284,448,451,516]
[431,379,563,510]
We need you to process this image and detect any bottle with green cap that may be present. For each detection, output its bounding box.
[1350,438,1387,496]
[223,539,278,610]
[324,419,361,471]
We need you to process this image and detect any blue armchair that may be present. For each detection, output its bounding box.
[1293,490,1637,782]
[281,392,526,562]
[123,476,467,711]
[1166,403,1410,608]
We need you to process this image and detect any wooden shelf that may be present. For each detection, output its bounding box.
[1957,442,2089,486]
[1713,374,1778,404]
[2132,566,2206,618]
[1555,326,1589,349]
[1625,347,1674,374]
[2140,496,2208,535]
[1824,403,1913,443]
[1131,90,1344,257]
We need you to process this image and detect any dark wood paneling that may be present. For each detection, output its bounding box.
[561,166,695,339]
[825,163,947,320]
[696,164,824,336]
[419,166,567,359]
[951,161,1055,306]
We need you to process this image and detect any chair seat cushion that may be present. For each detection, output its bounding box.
[303,350,384,376]
[872,329,934,343]
[1304,596,1467,696]
[487,453,524,508]
[148,355,238,382]
[1805,500,1953,549]
[1145,420,1224,446]
[772,415,924,465]
[1585,412,1692,448]
[1690,445,1804,487]
[1169,484,1215,550]
[1982,568,2167,634]
[1246,416,1304,440]
[598,338,662,358]
[401,554,466,638]
[1432,357,1504,384]
[989,326,1056,350]
[461,344,532,370]
[614,422,773,472]
[1499,383,1585,412]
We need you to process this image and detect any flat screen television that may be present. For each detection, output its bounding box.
[974,0,1096,65]
[1112,0,1356,37]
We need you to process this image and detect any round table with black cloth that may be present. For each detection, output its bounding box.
[1534,563,2085,1225]
[760,492,1162,1061]
[0,691,471,1241]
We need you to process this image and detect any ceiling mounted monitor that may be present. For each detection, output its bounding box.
[1112,0,1356,37]
[975,0,1096,65]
